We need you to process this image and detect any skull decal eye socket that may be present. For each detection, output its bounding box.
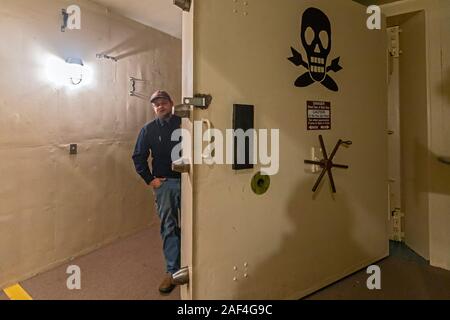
[305,27,315,46]
[319,31,329,50]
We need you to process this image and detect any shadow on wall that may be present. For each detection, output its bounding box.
[431,68,450,195]
[437,68,450,106]
[410,139,431,200]
[233,177,370,299]
[429,148,450,196]
[98,29,165,61]
[413,139,450,196]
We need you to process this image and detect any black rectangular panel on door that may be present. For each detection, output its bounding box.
[233,104,254,170]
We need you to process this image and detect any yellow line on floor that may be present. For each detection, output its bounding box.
[3,284,33,300]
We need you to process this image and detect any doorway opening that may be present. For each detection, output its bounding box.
[387,10,430,261]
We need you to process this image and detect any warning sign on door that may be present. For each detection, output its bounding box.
[307,101,331,130]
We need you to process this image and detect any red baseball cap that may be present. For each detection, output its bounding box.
[150,90,172,103]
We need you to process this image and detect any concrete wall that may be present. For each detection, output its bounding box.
[0,0,181,288]
[187,0,388,299]
[383,0,450,271]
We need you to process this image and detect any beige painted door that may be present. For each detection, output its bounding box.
[180,4,194,300]
[398,11,430,261]
[181,0,389,299]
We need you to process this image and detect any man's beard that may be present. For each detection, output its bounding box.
[158,110,172,120]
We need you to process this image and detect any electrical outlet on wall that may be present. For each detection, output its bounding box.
[70,144,78,155]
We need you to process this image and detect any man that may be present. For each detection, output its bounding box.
[132,90,182,295]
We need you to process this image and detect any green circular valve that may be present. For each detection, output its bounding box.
[251,172,271,195]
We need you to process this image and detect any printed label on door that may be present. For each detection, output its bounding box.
[307,101,331,130]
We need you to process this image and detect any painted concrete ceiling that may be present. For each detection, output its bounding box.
[91,0,182,39]
[90,0,402,40]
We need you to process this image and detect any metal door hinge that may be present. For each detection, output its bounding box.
[391,208,405,242]
[183,94,212,110]
[388,27,402,58]
[172,158,191,174]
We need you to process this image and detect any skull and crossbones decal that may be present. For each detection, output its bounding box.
[288,7,343,92]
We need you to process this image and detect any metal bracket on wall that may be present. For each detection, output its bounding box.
[129,77,151,99]
[96,54,118,62]
[173,0,192,12]
[304,135,352,193]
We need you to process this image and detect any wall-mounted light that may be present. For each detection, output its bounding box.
[65,57,84,85]
[45,55,92,88]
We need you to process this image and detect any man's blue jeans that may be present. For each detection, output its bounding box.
[154,178,181,275]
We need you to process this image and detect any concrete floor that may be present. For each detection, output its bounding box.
[2,227,450,300]
[306,242,450,300]
[16,225,180,300]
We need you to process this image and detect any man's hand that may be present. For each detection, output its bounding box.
[150,178,166,189]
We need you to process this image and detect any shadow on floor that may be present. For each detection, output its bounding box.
[305,241,450,300]
[18,225,180,300]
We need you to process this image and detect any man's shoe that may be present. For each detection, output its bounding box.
[159,273,176,294]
